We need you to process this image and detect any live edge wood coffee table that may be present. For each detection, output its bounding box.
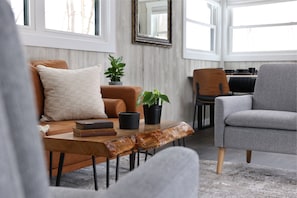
[43,120,194,190]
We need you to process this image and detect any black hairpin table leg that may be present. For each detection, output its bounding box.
[56,152,65,186]
[91,156,98,191]
[106,157,110,188]
[49,151,53,182]
[115,155,120,182]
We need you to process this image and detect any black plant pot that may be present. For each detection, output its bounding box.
[119,112,140,129]
[143,104,162,124]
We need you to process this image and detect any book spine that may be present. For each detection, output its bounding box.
[73,128,116,137]
[76,122,114,130]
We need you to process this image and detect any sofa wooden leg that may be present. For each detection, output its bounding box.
[216,147,225,174]
[246,150,252,163]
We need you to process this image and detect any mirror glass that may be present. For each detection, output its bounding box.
[132,0,172,47]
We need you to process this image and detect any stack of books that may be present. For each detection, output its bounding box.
[73,120,116,137]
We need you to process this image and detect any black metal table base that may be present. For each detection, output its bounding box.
[49,137,188,190]
[92,156,98,190]
[55,152,65,186]
[54,153,112,190]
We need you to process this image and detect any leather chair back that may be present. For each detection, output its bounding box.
[193,68,230,96]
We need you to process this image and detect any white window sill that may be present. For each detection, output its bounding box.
[183,49,221,61]
[224,51,297,62]
[19,28,116,53]
[17,0,116,53]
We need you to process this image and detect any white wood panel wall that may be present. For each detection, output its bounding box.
[25,0,294,123]
[24,0,218,123]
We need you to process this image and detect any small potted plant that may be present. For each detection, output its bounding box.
[137,89,170,124]
[104,54,126,85]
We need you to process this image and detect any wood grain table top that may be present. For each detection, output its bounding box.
[43,120,194,158]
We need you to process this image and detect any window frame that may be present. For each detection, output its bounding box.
[183,0,221,61]
[224,0,297,61]
[14,0,116,52]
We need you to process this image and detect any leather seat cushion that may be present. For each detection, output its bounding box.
[225,110,297,131]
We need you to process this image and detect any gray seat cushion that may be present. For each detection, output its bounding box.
[225,110,297,131]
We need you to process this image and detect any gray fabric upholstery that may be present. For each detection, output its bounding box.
[0,2,199,197]
[49,187,104,198]
[0,1,50,198]
[104,147,199,198]
[214,95,253,147]
[50,147,199,198]
[253,64,297,112]
[215,63,297,156]
[224,127,297,154]
[225,110,297,131]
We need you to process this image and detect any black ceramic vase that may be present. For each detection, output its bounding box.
[119,112,140,129]
[143,104,162,124]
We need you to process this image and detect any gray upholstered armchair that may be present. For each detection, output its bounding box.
[0,1,199,198]
[215,64,297,174]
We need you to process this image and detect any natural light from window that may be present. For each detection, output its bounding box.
[44,0,97,36]
[185,0,217,52]
[8,0,115,52]
[10,0,25,25]
[231,1,297,52]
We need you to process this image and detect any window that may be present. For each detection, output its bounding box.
[183,0,221,61]
[8,0,115,52]
[226,0,297,61]
[10,0,29,25]
[44,0,99,36]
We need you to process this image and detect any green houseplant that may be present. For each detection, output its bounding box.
[137,89,170,124]
[104,54,126,85]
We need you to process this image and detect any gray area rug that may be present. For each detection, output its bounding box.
[51,156,297,197]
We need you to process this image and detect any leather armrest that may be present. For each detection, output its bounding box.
[101,86,144,118]
[103,98,126,118]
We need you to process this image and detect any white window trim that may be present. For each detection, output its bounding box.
[223,0,297,61]
[183,0,222,61]
[17,0,116,53]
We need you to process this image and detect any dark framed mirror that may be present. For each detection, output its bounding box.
[132,0,172,47]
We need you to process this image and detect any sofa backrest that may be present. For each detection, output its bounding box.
[30,60,68,118]
[253,64,297,112]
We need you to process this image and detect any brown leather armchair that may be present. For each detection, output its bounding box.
[30,60,143,175]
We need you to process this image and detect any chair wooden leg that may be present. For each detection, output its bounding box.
[246,150,252,163]
[216,147,225,174]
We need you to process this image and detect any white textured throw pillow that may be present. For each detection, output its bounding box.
[37,65,107,121]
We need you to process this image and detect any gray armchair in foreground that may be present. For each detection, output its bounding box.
[0,1,199,198]
[215,64,297,174]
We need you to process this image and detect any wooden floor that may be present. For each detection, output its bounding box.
[185,127,297,171]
